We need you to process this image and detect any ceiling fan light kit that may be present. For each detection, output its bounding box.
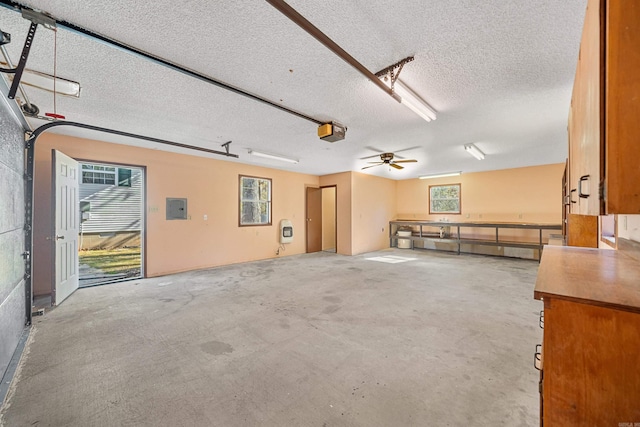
[361,152,417,171]
[248,150,299,164]
[464,143,485,160]
[419,172,462,180]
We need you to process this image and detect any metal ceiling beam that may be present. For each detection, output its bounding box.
[27,120,240,158]
[0,0,324,125]
[266,0,401,102]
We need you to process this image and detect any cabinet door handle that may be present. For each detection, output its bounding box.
[570,189,577,204]
[578,175,590,198]
[534,344,542,371]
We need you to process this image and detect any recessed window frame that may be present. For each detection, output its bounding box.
[429,183,462,215]
[239,175,272,227]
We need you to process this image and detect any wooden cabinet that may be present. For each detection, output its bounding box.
[567,0,640,215]
[568,0,603,215]
[534,242,640,425]
[566,213,598,248]
[561,162,568,239]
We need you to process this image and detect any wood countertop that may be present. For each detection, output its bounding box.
[534,239,640,313]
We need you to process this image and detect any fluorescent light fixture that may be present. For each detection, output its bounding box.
[464,143,485,160]
[7,67,81,97]
[392,80,437,122]
[419,172,462,180]
[248,150,298,164]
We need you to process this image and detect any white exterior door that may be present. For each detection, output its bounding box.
[53,150,79,305]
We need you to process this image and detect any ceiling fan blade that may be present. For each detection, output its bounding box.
[367,161,384,164]
[361,163,384,170]
[395,146,422,154]
[393,159,418,163]
[393,146,422,159]
[390,163,404,170]
[359,146,386,160]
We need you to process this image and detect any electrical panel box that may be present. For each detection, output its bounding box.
[166,198,187,220]
[280,219,293,244]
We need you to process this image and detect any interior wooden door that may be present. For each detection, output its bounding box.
[53,150,80,305]
[306,187,322,253]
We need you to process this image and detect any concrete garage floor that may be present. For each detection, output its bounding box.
[1,249,543,426]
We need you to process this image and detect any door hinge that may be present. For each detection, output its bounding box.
[21,251,30,260]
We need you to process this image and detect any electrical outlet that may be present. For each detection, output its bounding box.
[518,213,523,219]
[203,214,208,220]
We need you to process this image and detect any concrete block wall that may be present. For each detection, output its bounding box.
[0,97,26,378]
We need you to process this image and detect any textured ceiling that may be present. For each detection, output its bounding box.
[0,0,586,179]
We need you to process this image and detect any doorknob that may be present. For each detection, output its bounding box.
[56,235,65,240]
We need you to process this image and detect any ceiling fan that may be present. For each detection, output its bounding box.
[361,152,417,170]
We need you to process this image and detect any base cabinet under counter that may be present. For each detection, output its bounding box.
[534,244,640,425]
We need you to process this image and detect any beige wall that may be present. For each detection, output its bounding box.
[351,172,397,255]
[322,187,336,250]
[319,172,352,255]
[319,172,398,256]
[34,133,319,296]
[34,133,565,296]
[397,164,564,223]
